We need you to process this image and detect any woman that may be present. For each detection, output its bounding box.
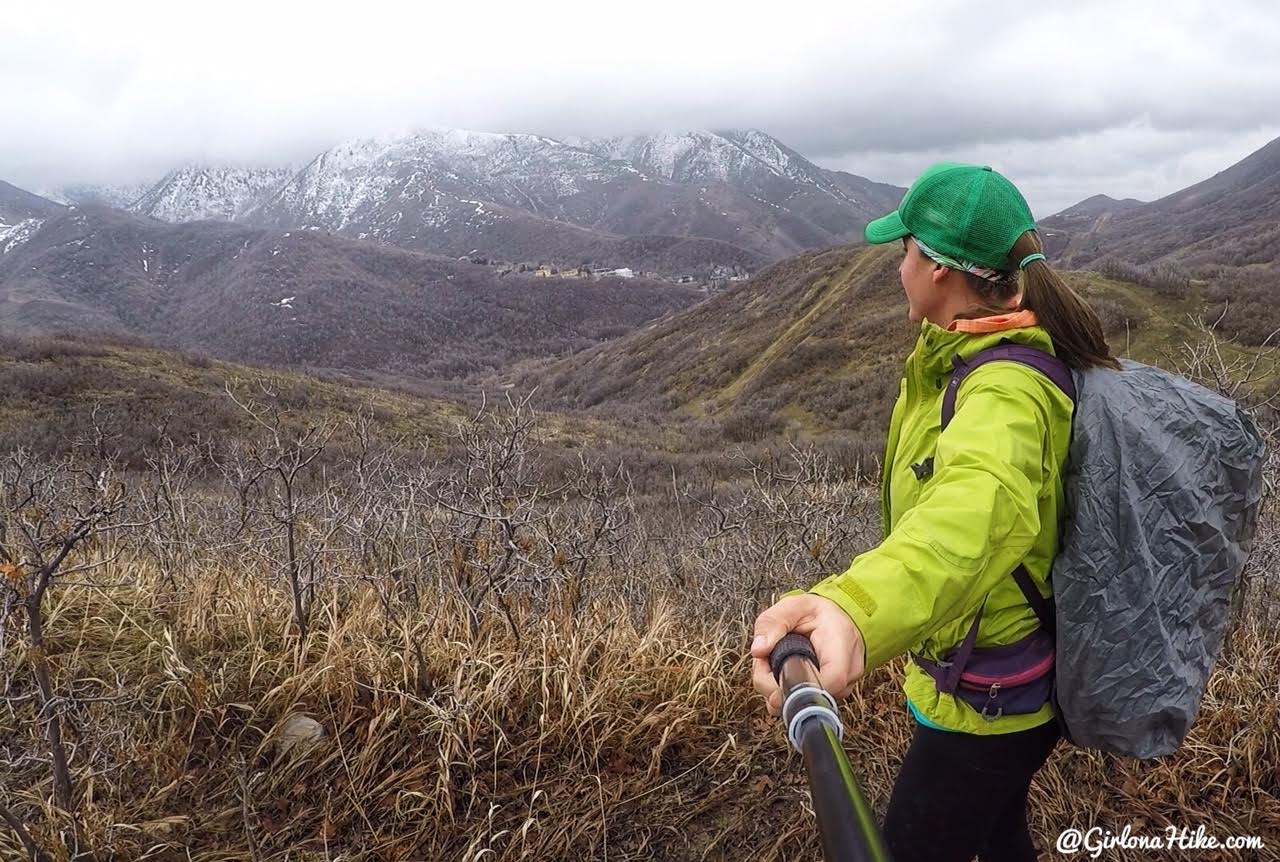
[750,163,1119,862]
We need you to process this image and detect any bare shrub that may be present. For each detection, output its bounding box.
[720,408,785,443]
[0,448,139,859]
[1095,257,1193,300]
[0,363,1277,858]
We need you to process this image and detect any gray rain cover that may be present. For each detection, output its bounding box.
[1051,359,1265,759]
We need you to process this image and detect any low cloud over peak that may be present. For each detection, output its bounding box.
[4,1,1278,216]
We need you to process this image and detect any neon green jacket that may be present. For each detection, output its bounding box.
[809,314,1073,734]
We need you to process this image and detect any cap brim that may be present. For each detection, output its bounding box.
[864,210,909,244]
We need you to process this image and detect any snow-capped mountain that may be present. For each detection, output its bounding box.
[576,130,863,206]
[133,166,294,222]
[115,128,903,271]
[248,128,627,238]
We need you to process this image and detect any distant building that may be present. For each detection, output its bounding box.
[609,267,635,279]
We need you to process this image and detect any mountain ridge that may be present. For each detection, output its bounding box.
[1042,134,1280,270]
[107,127,903,274]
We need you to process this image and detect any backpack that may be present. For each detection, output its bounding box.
[935,344,1265,759]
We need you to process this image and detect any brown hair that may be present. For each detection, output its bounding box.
[934,231,1120,371]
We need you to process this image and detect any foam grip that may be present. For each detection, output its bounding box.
[769,632,818,682]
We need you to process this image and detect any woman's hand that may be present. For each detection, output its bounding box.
[750,593,867,716]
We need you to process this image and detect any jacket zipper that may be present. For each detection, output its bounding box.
[881,373,908,530]
[884,350,929,529]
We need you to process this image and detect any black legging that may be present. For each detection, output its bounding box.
[883,719,1061,862]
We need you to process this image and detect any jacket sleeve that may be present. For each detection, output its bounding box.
[809,365,1054,674]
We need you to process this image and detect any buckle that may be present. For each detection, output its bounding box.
[981,684,1003,721]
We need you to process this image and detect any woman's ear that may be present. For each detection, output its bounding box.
[930,265,951,285]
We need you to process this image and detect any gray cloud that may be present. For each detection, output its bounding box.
[827,122,1280,217]
[4,0,1279,215]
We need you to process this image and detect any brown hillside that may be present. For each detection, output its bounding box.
[0,206,707,384]
[518,243,1198,456]
[523,245,909,437]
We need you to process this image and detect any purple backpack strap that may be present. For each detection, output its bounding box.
[915,343,1071,690]
[940,344,1076,430]
[1012,563,1055,636]
[912,601,985,694]
[939,342,1072,631]
[941,601,984,693]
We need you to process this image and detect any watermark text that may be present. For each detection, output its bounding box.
[1056,824,1265,857]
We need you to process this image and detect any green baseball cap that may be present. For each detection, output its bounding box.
[864,162,1037,270]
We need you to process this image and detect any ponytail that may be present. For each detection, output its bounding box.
[945,231,1120,371]
[1009,232,1119,371]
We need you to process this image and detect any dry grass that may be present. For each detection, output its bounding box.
[6,566,802,860]
[2,387,1279,861]
[3,560,1278,861]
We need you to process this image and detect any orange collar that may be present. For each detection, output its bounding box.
[946,308,1039,334]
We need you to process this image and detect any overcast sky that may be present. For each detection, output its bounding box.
[5,0,1279,216]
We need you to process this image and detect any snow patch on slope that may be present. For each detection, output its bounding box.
[0,218,44,254]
